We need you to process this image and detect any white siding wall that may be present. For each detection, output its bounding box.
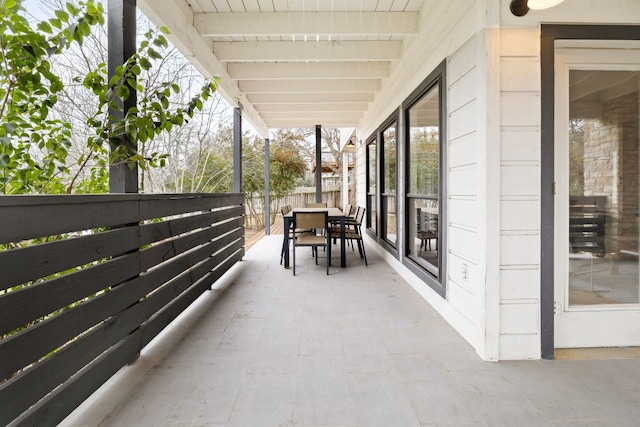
[497,28,541,359]
[495,0,640,359]
[447,35,483,349]
[358,0,487,357]
[356,0,640,361]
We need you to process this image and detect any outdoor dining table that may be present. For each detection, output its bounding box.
[282,207,348,268]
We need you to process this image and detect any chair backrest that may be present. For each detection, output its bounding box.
[294,211,327,231]
[355,206,366,225]
[306,202,327,208]
[344,204,353,216]
[281,204,291,215]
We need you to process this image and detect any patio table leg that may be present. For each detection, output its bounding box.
[340,216,346,267]
[283,216,291,268]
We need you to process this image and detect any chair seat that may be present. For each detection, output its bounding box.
[417,230,437,239]
[292,210,330,275]
[296,235,327,245]
[335,205,368,266]
[344,230,360,239]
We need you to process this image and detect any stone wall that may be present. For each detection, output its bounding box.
[582,90,639,252]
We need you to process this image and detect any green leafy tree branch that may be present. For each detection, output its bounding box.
[0,0,104,193]
[0,0,219,194]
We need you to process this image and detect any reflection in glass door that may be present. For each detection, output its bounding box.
[567,69,640,306]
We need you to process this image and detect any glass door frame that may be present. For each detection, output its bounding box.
[541,24,640,358]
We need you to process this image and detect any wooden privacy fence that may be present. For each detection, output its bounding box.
[0,193,244,427]
[244,189,342,228]
[278,188,342,209]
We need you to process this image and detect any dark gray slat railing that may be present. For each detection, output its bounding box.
[0,194,241,245]
[140,233,243,320]
[0,193,245,427]
[138,193,241,219]
[0,195,140,245]
[0,290,142,425]
[11,247,243,427]
[138,223,243,297]
[0,277,142,381]
[139,216,241,266]
[0,226,140,292]
[140,248,243,348]
[12,330,143,427]
[0,252,139,336]
[139,217,243,272]
[138,205,243,245]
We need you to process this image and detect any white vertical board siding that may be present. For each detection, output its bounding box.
[499,27,541,359]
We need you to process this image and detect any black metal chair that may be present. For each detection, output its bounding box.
[343,206,368,265]
[280,204,293,265]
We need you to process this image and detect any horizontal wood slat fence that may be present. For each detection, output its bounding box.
[0,193,245,427]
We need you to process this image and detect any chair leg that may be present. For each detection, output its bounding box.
[326,244,329,274]
[361,240,368,266]
[293,242,296,275]
[356,239,364,259]
[280,236,286,265]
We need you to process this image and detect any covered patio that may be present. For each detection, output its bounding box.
[4,0,640,424]
[61,235,640,427]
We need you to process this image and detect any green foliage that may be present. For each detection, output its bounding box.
[569,119,585,196]
[0,0,104,193]
[0,0,220,194]
[409,127,439,196]
[269,140,307,198]
[170,126,308,227]
[245,130,308,227]
[81,25,219,183]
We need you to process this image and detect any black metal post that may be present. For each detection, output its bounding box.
[108,0,137,193]
[315,124,322,203]
[233,107,242,193]
[264,138,270,236]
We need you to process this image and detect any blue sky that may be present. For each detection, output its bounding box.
[21,0,50,21]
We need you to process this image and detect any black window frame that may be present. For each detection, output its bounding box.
[402,60,447,297]
[379,112,399,254]
[365,135,377,234]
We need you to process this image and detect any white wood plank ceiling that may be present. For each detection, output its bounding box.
[139,0,426,136]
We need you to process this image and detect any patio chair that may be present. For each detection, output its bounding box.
[417,206,438,254]
[343,206,368,265]
[330,205,361,248]
[292,211,330,275]
[280,204,294,265]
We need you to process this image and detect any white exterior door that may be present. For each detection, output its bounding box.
[554,42,640,348]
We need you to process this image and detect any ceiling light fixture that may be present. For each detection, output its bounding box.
[343,137,357,153]
[510,0,566,16]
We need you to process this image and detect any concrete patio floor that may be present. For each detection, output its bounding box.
[62,235,640,426]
